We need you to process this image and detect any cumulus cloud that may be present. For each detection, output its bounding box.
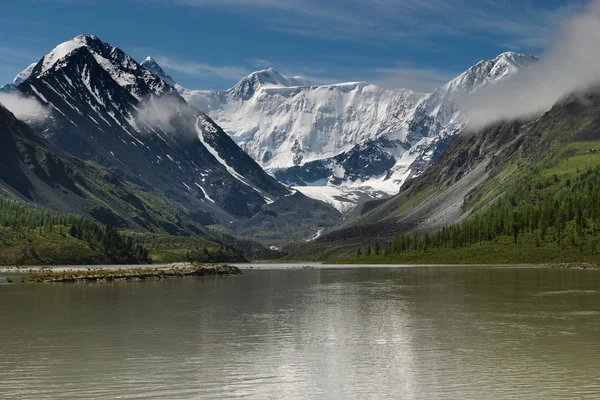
[135,96,198,139]
[463,0,600,128]
[0,91,49,122]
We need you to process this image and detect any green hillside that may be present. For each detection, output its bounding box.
[0,197,257,265]
[0,197,151,265]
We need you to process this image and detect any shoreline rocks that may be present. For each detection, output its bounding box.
[27,263,241,283]
[551,262,600,270]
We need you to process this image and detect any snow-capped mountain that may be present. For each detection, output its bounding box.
[140,56,176,87]
[6,35,340,240]
[168,52,537,212]
[438,51,537,96]
[0,62,37,92]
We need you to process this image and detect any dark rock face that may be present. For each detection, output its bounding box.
[274,161,331,187]
[234,191,342,242]
[274,138,401,186]
[10,35,340,241]
[140,57,176,86]
[0,104,200,233]
[19,35,284,221]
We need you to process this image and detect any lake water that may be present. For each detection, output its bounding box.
[1,264,600,399]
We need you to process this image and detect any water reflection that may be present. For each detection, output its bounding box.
[1,266,600,399]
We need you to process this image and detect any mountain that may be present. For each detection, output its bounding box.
[0,102,206,234]
[173,52,538,212]
[7,35,340,242]
[227,68,312,100]
[0,103,285,262]
[288,84,600,262]
[0,62,37,93]
[140,57,176,87]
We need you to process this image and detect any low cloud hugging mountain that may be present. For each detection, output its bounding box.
[463,0,600,128]
[135,96,198,139]
[0,92,49,122]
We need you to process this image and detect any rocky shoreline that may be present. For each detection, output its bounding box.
[24,263,241,283]
[550,262,600,270]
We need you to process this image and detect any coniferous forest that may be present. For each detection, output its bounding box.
[355,165,600,262]
[0,198,151,264]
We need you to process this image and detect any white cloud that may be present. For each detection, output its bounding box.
[463,0,600,128]
[135,96,198,139]
[0,92,49,122]
[154,56,248,80]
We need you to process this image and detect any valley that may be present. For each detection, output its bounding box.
[4,2,600,398]
[163,52,538,212]
[1,32,599,266]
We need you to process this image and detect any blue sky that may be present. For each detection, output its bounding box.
[0,0,588,92]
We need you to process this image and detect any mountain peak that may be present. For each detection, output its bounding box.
[493,51,539,69]
[1,36,102,91]
[244,68,292,85]
[496,51,538,60]
[140,56,176,86]
[0,62,38,92]
[440,51,538,96]
[25,34,172,106]
[38,34,102,75]
[13,62,38,85]
[229,68,311,100]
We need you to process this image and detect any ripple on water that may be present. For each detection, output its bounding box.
[534,289,597,296]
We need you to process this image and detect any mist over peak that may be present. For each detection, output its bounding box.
[463,0,600,129]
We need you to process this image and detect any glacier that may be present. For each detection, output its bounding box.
[149,52,538,212]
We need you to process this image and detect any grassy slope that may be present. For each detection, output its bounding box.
[0,195,278,266]
[0,227,251,266]
[0,226,108,265]
[329,233,600,265]
[123,232,249,263]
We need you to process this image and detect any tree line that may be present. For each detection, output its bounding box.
[184,244,248,263]
[357,166,600,257]
[0,198,151,263]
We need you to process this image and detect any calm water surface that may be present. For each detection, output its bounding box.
[1,265,600,399]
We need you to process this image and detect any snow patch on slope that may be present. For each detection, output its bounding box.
[183,80,424,170]
[13,63,37,86]
[294,179,397,213]
[195,116,275,204]
[41,35,88,73]
[195,182,215,203]
[144,54,537,212]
